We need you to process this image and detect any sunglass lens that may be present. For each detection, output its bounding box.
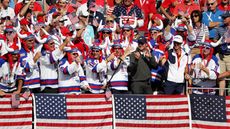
[106,20,113,23]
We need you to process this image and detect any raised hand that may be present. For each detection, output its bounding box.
[124,46,132,56]
[106,52,116,62]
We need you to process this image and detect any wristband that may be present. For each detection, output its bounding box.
[118,57,123,61]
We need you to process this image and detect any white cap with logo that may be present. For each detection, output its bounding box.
[173,35,183,44]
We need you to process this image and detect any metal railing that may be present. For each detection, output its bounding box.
[185,78,230,96]
[187,87,230,96]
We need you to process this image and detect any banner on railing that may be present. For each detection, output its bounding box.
[0,95,32,129]
[0,94,230,129]
[114,94,190,128]
[33,94,113,129]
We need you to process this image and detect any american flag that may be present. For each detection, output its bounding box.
[106,6,114,16]
[114,94,190,128]
[34,94,113,129]
[67,12,79,25]
[190,94,230,129]
[121,16,135,25]
[0,94,32,128]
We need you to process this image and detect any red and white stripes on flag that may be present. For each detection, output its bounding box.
[0,94,33,128]
[67,12,79,25]
[114,95,190,129]
[34,94,113,129]
[121,16,135,25]
[106,6,114,16]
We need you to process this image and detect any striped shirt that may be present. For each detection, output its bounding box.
[193,23,209,44]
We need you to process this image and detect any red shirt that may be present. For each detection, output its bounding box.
[134,0,157,31]
[48,4,76,14]
[161,0,184,14]
[173,3,200,16]
[14,2,42,15]
[107,0,114,7]
[218,4,230,11]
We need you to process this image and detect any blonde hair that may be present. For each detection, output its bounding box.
[106,15,115,20]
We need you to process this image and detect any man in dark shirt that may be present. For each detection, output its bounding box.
[128,36,158,94]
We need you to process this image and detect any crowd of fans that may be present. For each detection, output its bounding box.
[0,0,229,96]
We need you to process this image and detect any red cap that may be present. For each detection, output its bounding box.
[37,16,45,24]
[61,27,72,37]
[22,32,35,40]
[20,18,30,25]
[52,12,61,19]
[151,14,164,20]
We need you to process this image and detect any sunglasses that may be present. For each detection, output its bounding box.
[58,2,66,4]
[80,15,88,18]
[113,47,122,49]
[59,20,65,23]
[124,29,131,32]
[92,50,100,52]
[203,46,211,49]
[27,39,34,42]
[6,31,14,34]
[207,2,215,6]
[49,42,55,45]
[174,41,182,45]
[106,20,113,23]
[192,15,199,17]
[72,53,79,56]
[103,32,111,34]
[1,16,10,20]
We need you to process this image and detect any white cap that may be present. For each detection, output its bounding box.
[79,10,89,17]
[173,35,183,43]
[58,0,68,3]
[24,0,30,3]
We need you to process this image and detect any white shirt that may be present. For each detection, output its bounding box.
[0,7,15,19]
[167,49,191,83]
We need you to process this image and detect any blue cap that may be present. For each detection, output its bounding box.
[91,39,102,50]
[149,26,160,31]
[90,45,102,50]
[100,28,112,33]
[122,24,133,30]
[111,43,122,48]
[24,34,35,40]
[200,41,212,48]
[176,25,187,32]
[137,36,147,44]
